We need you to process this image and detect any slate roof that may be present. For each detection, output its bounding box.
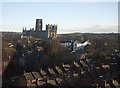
[27,82,36,87]
[73,61,80,68]
[47,79,57,86]
[80,60,88,67]
[37,80,46,86]
[32,72,43,80]
[55,77,63,84]
[62,63,71,68]
[55,66,63,74]
[48,67,56,75]
[40,68,47,78]
[24,72,35,81]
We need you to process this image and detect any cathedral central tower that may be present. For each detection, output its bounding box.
[35,19,42,31]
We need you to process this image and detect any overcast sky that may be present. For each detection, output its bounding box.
[1,1,119,34]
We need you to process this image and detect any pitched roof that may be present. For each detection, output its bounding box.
[40,68,47,76]
[55,66,62,74]
[48,67,56,75]
[24,72,35,81]
[56,78,63,84]
[80,60,88,67]
[37,80,46,86]
[27,82,36,87]
[62,63,71,68]
[47,79,57,86]
[73,61,80,68]
[32,72,42,79]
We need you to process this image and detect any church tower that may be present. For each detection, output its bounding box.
[35,19,42,31]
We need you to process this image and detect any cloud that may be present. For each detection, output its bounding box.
[58,25,118,34]
[86,25,118,33]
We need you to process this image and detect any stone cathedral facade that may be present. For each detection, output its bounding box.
[23,19,57,39]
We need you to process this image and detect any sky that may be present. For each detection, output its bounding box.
[1,1,119,34]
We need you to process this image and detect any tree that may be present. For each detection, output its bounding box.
[43,38,70,65]
[44,38,65,55]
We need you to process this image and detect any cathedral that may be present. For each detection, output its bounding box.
[22,19,57,39]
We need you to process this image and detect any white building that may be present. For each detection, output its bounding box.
[60,39,91,52]
[73,39,91,51]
